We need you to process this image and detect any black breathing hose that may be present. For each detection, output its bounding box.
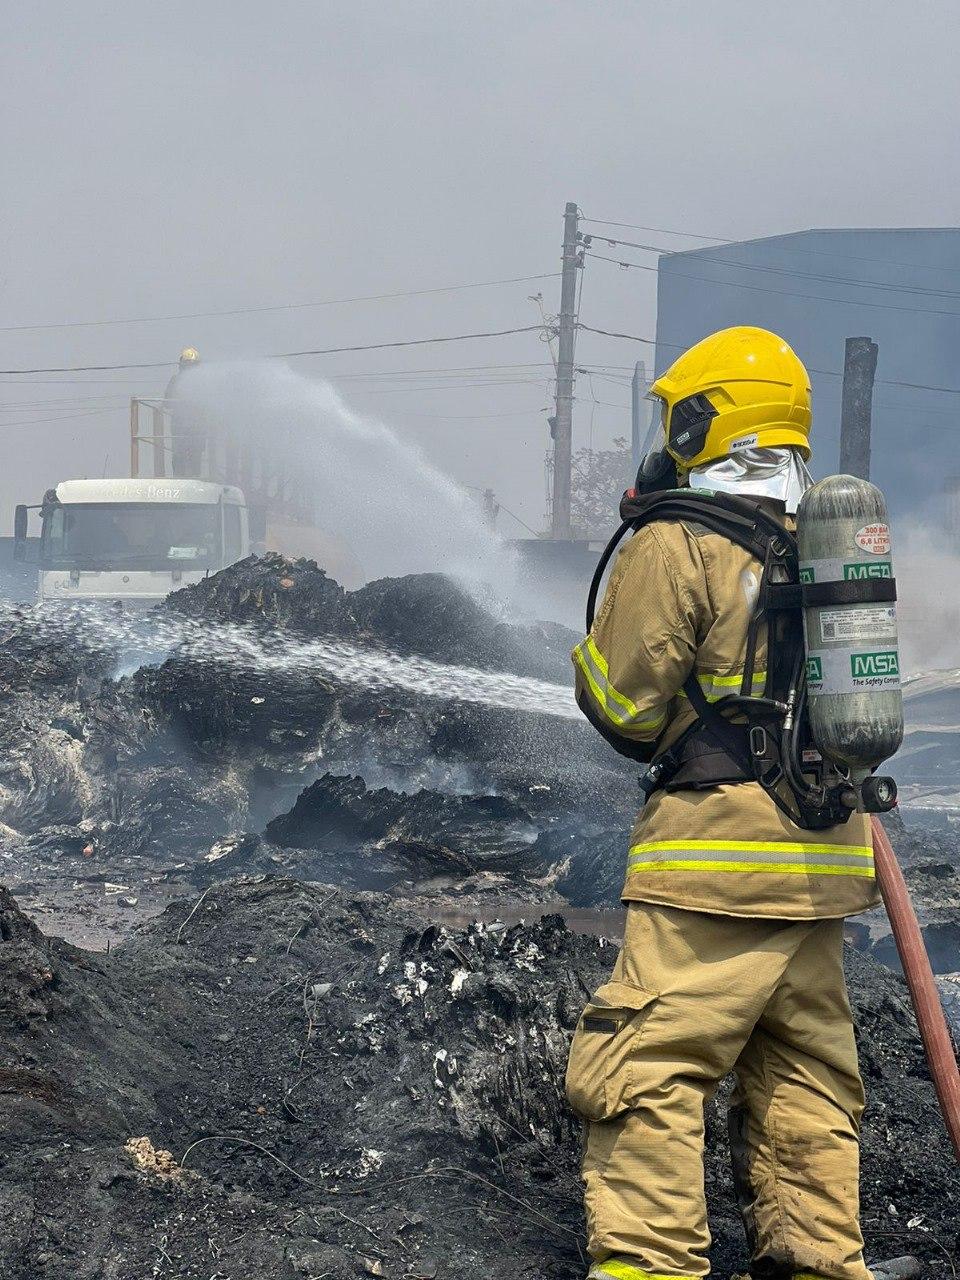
[585,520,631,632]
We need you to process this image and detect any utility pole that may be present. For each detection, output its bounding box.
[631,360,648,473]
[481,487,499,531]
[130,399,140,478]
[551,202,580,539]
[839,336,878,480]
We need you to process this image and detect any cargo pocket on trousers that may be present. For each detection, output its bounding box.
[565,978,657,1123]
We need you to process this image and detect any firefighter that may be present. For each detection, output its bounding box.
[567,326,878,1280]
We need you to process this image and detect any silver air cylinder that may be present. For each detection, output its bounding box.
[797,474,904,783]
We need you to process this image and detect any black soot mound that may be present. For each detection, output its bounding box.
[0,878,958,1280]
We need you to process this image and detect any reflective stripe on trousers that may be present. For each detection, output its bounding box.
[588,1260,686,1280]
[573,636,667,734]
[627,839,876,879]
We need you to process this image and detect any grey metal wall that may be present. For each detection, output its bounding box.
[654,229,960,517]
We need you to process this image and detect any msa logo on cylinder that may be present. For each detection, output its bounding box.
[806,656,823,684]
[844,561,892,580]
[851,650,899,678]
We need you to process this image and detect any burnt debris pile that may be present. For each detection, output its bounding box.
[0,554,959,1274]
[1,876,958,1279]
[0,555,629,928]
[0,552,958,978]
[1,552,959,977]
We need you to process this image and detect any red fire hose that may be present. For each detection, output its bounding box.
[871,816,960,1161]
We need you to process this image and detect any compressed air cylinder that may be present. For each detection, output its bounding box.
[797,475,904,778]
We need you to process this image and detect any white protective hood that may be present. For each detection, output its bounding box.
[688,446,813,514]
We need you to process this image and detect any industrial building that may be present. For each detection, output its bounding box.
[653,228,960,519]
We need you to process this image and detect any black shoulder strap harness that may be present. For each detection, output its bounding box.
[583,487,891,831]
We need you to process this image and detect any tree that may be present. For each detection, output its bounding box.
[569,437,633,537]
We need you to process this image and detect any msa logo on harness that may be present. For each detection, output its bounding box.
[851,650,899,678]
[844,561,892,580]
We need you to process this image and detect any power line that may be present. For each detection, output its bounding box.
[586,253,660,274]
[578,322,960,396]
[495,501,540,536]
[0,273,561,334]
[582,215,960,275]
[0,325,547,375]
[354,379,548,394]
[579,361,960,403]
[584,251,960,319]
[0,395,128,409]
[578,323,655,345]
[278,326,545,358]
[0,361,556,387]
[0,375,548,397]
[0,377,162,385]
[811,367,960,396]
[0,358,174,375]
[0,407,119,429]
[333,361,554,378]
[380,408,545,421]
[587,236,960,301]
[580,216,729,241]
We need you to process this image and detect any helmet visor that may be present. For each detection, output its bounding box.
[642,394,668,455]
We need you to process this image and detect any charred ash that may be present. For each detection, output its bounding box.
[1,876,958,1279]
[0,552,958,1276]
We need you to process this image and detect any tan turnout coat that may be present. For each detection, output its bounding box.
[573,510,880,919]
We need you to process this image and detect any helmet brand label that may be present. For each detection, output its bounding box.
[729,432,758,453]
[854,523,891,555]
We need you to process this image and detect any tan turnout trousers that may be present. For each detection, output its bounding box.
[565,903,870,1280]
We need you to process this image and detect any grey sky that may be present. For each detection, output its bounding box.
[2,0,957,537]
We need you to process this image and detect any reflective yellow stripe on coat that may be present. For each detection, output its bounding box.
[573,636,667,734]
[627,839,875,879]
[678,669,767,701]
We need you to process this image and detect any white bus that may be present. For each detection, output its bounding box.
[15,478,249,604]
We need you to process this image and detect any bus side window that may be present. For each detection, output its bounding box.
[223,505,243,566]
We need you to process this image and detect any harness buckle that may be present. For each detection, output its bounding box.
[758,762,784,788]
[638,748,681,799]
[749,724,784,789]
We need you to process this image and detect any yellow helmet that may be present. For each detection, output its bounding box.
[650,325,811,470]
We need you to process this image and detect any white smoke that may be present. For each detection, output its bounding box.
[167,360,514,589]
[895,520,960,674]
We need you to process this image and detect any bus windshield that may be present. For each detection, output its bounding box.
[42,502,222,571]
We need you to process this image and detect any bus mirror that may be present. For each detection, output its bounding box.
[13,505,28,560]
